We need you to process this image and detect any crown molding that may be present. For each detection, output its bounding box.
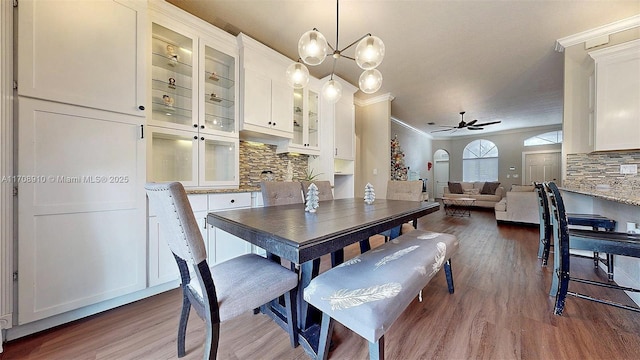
[555,14,640,52]
[354,93,395,107]
[391,117,432,138]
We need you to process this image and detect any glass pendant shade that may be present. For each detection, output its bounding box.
[322,79,343,103]
[359,69,383,94]
[298,30,328,66]
[355,35,385,70]
[286,62,310,89]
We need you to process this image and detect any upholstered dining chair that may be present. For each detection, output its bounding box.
[300,180,333,201]
[145,182,298,359]
[359,180,425,254]
[380,180,424,240]
[260,181,304,206]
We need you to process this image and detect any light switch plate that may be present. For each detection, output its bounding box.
[620,164,638,175]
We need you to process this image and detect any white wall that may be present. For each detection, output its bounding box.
[355,95,393,198]
[390,119,432,195]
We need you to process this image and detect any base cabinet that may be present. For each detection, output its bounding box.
[17,98,147,324]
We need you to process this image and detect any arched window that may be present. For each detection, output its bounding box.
[463,139,498,182]
[524,130,563,146]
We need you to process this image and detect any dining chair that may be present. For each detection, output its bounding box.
[300,180,333,201]
[260,181,304,206]
[145,182,298,358]
[359,180,425,254]
[545,181,640,315]
[534,182,616,279]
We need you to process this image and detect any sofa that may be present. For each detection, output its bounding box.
[494,185,539,225]
[443,181,505,208]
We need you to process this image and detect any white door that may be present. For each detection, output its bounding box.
[434,149,450,199]
[524,152,560,184]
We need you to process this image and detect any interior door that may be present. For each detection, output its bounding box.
[433,149,450,199]
[524,152,560,184]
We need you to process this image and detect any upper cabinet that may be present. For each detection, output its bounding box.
[277,77,322,155]
[238,33,294,139]
[18,0,146,116]
[590,39,640,151]
[147,6,239,188]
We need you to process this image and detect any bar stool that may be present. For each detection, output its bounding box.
[534,182,616,280]
[546,181,640,315]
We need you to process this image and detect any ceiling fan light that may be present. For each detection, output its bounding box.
[355,35,385,70]
[322,79,343,103]
[285,62,310,89]
[298,30,328,66]
[359,69,383,94]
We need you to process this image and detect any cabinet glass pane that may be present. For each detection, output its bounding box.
[203,139,236,182]
[204,46,235,133]
[151,132,194,182]
[293,88,303,146]
[308,89,319,148]
[151,23,193,127]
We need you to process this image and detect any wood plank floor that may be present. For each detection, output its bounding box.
[3,207,640,359]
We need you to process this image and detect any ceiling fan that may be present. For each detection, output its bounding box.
[431,111,501,133]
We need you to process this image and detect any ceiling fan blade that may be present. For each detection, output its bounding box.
[468,127,484,130]
[473,120,501,127]
[466,119,478,127]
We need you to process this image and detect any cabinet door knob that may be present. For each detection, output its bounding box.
[200,137,205,141]
[268,121,272,125]
[194,136,198,140]
[230,199,235,203]
[193,124,198,128]
[200,125,205,129]
[138,105,145,111]
[273,122,276,126]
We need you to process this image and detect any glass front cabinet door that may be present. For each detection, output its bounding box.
[278,78,321,155]
[148,14,239,188]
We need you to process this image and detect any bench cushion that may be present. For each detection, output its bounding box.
[304,230,458,343]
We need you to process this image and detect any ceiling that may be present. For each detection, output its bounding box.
[167,0,640,138]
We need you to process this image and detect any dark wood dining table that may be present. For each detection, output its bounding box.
[207,197,440,356]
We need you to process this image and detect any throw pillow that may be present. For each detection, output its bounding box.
[463,188,480,195]
[481,181,501,195]
[448,182,463,194]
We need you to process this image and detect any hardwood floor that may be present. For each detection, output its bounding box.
[3,208,640,359]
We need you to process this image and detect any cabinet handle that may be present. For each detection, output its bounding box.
[194,136,198,140]
[273,122,276,126]
[200,137,205,141]
[200,125,205,129]
[138,105,145,111]
[193,124,198,128]
[268,121,272,125]
[335,148,338,156]
[203,217,207,229]
[230,199,235,203]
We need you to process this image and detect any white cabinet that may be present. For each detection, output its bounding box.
[17,98,147,324]
[238,33,294,139]
[309,76,357,199]
[148,10,239,188]
[208,192,253,264]
[590,39,640,151]
[277,77,321,155]
[334,95,356,160]
[147,126,239,187]
[16,0,148,325]
[18,0,146,116]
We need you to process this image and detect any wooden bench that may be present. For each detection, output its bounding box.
[304,229,459,360]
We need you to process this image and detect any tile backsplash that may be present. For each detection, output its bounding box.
[565,151,640,191]
[239,140,308,188]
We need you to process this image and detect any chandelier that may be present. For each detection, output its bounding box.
[285,0,385,103]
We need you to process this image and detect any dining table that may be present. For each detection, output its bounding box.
[207,197,440,356]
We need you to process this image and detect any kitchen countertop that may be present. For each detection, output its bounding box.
[559,186,640,207]
[185,186,261,195]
